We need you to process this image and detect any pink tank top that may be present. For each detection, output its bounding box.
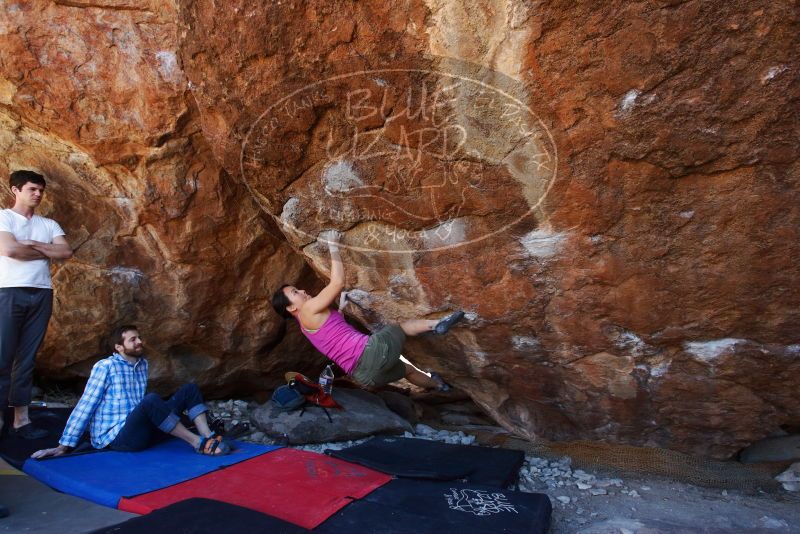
[300,309,368,374]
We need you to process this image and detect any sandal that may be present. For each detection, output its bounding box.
[433,310,466,335]
[196,435,231,456]
[209,432,235,449]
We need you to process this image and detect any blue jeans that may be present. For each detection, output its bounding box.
[109,383,208,452]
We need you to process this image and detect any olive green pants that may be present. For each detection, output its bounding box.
[351,325,407,387]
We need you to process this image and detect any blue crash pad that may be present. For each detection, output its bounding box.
[316,478,552,534]
[23,438,281,508]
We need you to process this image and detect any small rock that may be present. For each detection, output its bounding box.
[414,423,436,435]
[640,486,651,491]
[250,431,265,441]
[722,490,728,496]
[760,516,789,529]
[776,462,800,482]
[594,478,623,488]
[576,482,592,490]
[556,496,571,505]
[628,490,640,498]
[776,463,800,492]
[590,488,607,496]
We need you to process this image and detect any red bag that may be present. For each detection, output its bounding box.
[286,372,342,409]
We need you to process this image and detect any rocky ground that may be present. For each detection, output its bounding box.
[205,396,800,534]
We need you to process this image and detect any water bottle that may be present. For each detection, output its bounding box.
[319,364,334,395]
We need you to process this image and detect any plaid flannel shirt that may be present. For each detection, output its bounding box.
[59,353,148,449]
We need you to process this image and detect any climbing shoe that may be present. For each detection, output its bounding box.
[433,311,466,335]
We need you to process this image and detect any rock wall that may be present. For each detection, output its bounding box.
[1,0,798,457]
[0,0,323,395]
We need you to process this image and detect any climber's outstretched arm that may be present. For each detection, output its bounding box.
[304,233,344,315]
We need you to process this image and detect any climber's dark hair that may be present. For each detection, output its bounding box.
[271,284,293,319]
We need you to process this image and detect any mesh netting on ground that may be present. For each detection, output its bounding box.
[436,425,788,492]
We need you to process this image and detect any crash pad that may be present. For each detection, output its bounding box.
[327,436,525,487]
[0,407,81,469]
[119,447,392,529]
[22,437,280,508]
[316,478,552,534]
[90,498,310,533]
[0,457,134,534]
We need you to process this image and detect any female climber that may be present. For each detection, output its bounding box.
[271,233,465,391]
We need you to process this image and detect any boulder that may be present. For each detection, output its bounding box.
[176,0,800,458]
[0,0,321,396]
[2,0,798,458]
[739,435,800,464]
[376,390,421,425]
[252,388,413,444]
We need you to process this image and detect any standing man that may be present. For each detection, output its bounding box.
[0,170,72,439]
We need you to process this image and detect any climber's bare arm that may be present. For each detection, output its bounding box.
[304,233,344,316]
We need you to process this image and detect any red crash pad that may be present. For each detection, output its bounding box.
[119,448,391,529]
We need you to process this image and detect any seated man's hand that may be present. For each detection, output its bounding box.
[31,445,70,459]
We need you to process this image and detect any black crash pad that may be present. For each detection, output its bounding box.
[90,498,310,534]
[327,436,525,488]
[316,478,552,534]
[0,407,74,469]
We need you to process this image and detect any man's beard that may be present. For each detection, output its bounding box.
[121,347,143,357]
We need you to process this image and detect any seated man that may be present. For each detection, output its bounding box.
[31,325,228,459]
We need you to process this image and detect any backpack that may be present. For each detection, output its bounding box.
[271,385,306,412]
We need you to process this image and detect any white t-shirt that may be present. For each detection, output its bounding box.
[0,209,65,289]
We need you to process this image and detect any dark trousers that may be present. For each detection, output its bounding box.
[0,288,53,407]
[109,383,208,452]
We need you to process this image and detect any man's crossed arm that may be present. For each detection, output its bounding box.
[0,232,72,261]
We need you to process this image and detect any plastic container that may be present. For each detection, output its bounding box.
[319,364,334,395]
